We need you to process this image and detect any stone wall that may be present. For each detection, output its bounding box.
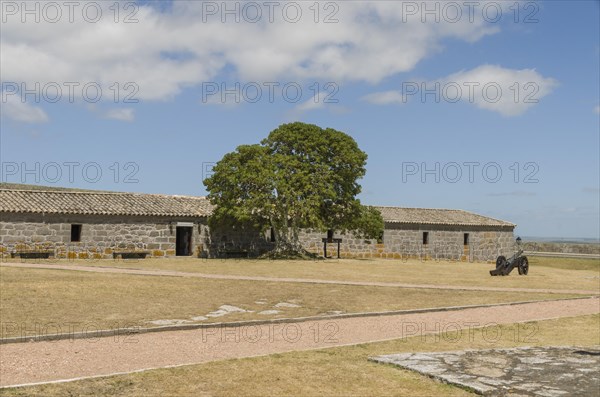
[204,224,274,257]
[0,212,514,261]
[299,223,515,261]
[0,212,208,259]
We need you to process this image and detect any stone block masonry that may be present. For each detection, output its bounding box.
[0,212,515,261]
[299,224,514,262]
[0,213,207,259]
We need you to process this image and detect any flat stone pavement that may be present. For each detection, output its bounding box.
[372,346,600,396]
[1,297,598,388]
[1,262,598,295]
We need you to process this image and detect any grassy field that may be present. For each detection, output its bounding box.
[0,266,577,338]
[15,256,599,292]
[528,255,600,271]
[2,314,598,397]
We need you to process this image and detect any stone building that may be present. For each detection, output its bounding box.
[0,188,212,259]
[0,186,515,261]
[301,207,516,261]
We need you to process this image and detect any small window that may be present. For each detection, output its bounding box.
[270,227,276,242]
[377,230,384,244]
[464,233,470,246]
[422,232,429,245]
[71,224,82,242]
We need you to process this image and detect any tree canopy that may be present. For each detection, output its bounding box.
[204,122,384,257]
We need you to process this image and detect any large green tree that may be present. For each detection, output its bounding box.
[204,122,383,257]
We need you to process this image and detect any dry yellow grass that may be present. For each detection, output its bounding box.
[35,256,600,293]
[0,267,575,338]
[528,255,600,271]
[2,314,598,397]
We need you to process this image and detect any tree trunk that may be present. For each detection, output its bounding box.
[269,223,314,259]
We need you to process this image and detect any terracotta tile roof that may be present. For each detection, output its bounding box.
[0,189,213,217]
[0,187,514,227]
[374,206,514,227]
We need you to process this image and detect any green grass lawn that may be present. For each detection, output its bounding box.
[2,314,598,397]
[0,266,577,338]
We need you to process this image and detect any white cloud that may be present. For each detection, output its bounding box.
[594,105,600,114]
[439,65,558,116]
[1,1,517,104]
[0,94,48,123]
[287,90,348,120]
[295,91,327,113]
[104,108,135,122]
[362,65,557,116]
[361,91,405,105]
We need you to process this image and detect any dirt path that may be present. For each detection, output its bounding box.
[1,297,598,388]
[1,262,597,295]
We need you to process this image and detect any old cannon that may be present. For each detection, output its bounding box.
[490,249,529,276]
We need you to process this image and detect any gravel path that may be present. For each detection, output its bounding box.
[1,262,597,295]
[1,297,598,388]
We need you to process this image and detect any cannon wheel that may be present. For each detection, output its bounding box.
[518,257,529,275]
[496,255,506,269]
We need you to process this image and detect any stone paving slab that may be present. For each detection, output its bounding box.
[371,346,600,396]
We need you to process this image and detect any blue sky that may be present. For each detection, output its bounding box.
[1,0,599,239]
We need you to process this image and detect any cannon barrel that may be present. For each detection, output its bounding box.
[507,249,524,263]
[490,249,528,276]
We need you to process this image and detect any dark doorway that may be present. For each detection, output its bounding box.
[176,226,193,256]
